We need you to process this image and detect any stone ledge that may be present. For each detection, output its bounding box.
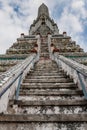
[10,99,87,106]
[0,114,87,122]
[19,90,83,96]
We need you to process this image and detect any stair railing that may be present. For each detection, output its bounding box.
[51,53,87,99]
[0,35,40,113]
[0,53,39,113]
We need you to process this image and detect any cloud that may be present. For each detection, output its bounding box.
[58,9,83,33]
[71,0,84,9]
[0,0,87,54]
[71,0,87,19]
[57,0,87,52]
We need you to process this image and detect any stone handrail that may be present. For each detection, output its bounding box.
[0,34,41,83]
[0,53,39,113]
[51,53,87,99]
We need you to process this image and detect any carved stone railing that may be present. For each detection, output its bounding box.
[51,53,87,99]
[0,53,39,113]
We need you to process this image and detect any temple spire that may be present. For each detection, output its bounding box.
[38,3,49,17]
[29,3,59,35]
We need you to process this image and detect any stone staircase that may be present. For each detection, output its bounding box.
[40,36,49,59]
[0,36,87,130]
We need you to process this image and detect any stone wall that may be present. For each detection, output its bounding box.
[51,36,83,53]
[6,37,37,55]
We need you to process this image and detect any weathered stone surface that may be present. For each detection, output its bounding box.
[0,114,87,122]
[10,99,87,106]
[23,78,73,83]
[19,90,83,96]
[38,3,49,17]
[0,123,86,130]
[21,82,77,89]
[51,37,83,53]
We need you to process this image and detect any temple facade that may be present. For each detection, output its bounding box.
[5,3,87,66]
[29,3,59,35]
[0,3,87,130]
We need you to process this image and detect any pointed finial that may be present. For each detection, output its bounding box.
[38,3,49,17]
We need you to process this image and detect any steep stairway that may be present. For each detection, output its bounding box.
[6,59,87,130]
[40,35,49,59]
[0,36,87,130]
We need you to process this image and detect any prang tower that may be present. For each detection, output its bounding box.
[0,3,87,130]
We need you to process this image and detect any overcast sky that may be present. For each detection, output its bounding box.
[0,0,87,54]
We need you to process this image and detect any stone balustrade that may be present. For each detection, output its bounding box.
[0,53,39,113]
[51,53,87,99]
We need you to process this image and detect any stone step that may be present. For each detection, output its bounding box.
[41,51,49,53]
[23,78,73,83]
[41,49,49,52]
[40,50,49,53]
[28,73,64,76]
[40,47,48,49]
[40,53,49,57]
[20,88,78,92]
[28,70,60,73]
[35,63,58,67]
[31,68,61,71]
[8,105,87,115]
[29,67,59,73]
[41,48,48,50]
[29,68,62,72]
[35,60,56,64]
[18,95,84,101]
[26,75,66,78]
[19,90,83,96]
[0,114,87,122]
[25,75,69,79]
[27,72,64,76]
[40,54,49,56]
[10,99,87,106]
[35,66,59,69]
[40,50,49,52]
[40,56,49,58]
[20,87,80,92]
[9,106,87,115]
[41,43,48,45]
[40,52,49,54]
[41,40,48,42]
[34,66,58,69]
[34,64,58,68]
[40,49,49,51]
[41,44,48,46]
[0,122,86,130]
[36,62,58,65]
[39,57,50,60]
[41,45,48,47]
[35,63,58,66]
[21,82,77,89]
